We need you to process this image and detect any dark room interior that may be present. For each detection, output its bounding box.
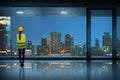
[0,0,120,80]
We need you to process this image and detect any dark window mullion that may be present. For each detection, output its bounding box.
[86,8,91,62]
[112,8,117,60]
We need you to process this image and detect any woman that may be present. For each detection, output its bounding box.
[16,26,26,67]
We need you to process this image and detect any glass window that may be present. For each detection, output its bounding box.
[91,10,112,57]
[0,16,11,56]
[39,7,86,56]
[0,7,86,57]
[117,8,120,57]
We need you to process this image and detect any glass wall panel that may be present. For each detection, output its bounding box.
[10,7,42,56]
[117,8,120,57]
[39,7,86,56]
[91,10,112,57]
[0,16,11,56]
[0,7,86,57]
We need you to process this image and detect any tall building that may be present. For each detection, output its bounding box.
[0,17,8,55]
[117,39,120,56]
[91,38,104,56]
[26,41,35,55]
[41,38,48,55]
[95,38,100,51]
[36,45,42,56]
[102,32,112,54]
[65,34,74,55]
[59,42,65,55]
[49,32,61,55]
[83,44,86,56]
[75,42,83,56]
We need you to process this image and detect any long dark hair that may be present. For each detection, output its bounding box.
[19,31,22,40]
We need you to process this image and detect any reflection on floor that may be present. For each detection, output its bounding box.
[0,60,120,80]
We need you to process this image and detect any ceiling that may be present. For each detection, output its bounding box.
[0,0,119,7]
[0,7,86,17]
[0,7,120,17]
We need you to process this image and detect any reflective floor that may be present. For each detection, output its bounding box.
[0,60,120,80]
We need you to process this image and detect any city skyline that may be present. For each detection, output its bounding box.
[0,16,120,56]
[34,31,112,56]
[11,16,113,49]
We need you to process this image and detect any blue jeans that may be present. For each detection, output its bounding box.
[18,48,25,63]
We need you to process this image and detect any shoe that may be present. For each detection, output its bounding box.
[22,63,24,66]
[20,63,24,67]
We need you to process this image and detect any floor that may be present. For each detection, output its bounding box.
[0,60,120,80]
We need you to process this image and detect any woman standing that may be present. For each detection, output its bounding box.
[16,26,26,67]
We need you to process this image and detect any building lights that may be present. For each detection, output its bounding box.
[0,17,8,25]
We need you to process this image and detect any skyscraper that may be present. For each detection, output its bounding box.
[83,44,86,56]
[102,32,112,54]
[91,38,103,56]
[0,17,8,55]
[41,38,48,55]
[95,38,99,51]
[65,34,74,55]
[117,39,120,56]
[36,45,42,56]
[49,32,61,55]
[75,42,83,56]
[26,41,35,55]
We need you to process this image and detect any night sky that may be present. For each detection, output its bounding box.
[11,16,120,49]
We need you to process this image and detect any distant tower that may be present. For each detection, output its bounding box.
[26,41,35,55]
[117,39,120,55]
[41,38,48,55]
[102,32,112,53]
[65,34,74,55]
[95,38,99,51]
[36,45,42,56]
[83,44,87,56]
[75,42,83,56]
[0,17,8,54]
[49,32,61,54]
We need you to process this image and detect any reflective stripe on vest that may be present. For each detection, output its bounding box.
[17,42,26,49]
[16,33,26,49]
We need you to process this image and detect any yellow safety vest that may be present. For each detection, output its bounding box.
[16,33,26,49]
